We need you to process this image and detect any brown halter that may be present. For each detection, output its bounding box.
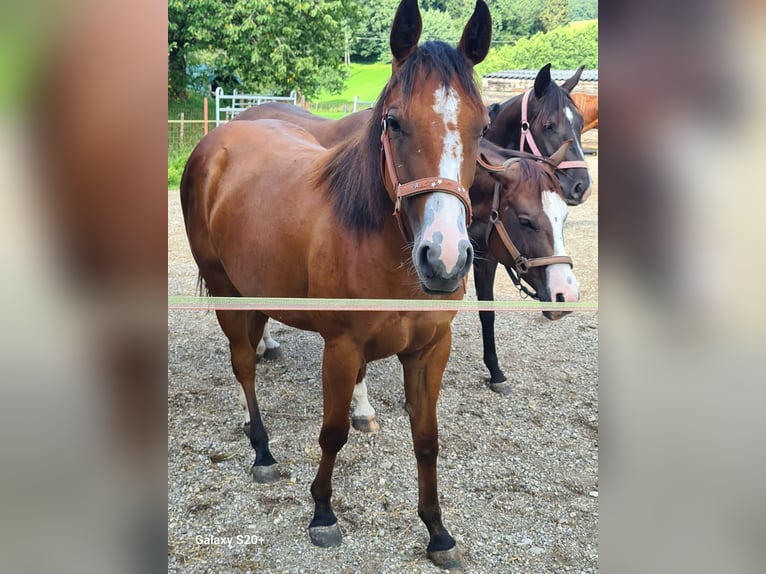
[476,155,573,281]
[380,111,473,242]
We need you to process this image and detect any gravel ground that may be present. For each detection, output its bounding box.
[168,155,598,573]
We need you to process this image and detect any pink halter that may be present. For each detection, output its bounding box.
[520,89,588,171]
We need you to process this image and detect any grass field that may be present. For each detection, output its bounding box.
[313,62,390,112]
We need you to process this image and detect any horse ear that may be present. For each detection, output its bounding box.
[390,0,422,70]
[458,0,492,66]
[561,66,585,93]
[487,102,501,122]
[549,139,573,166]
[534,63,552,98]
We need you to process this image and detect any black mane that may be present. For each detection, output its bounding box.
[315,41,482,233]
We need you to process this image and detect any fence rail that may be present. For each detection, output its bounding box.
[215,88,297,127]
[169,94,374,153]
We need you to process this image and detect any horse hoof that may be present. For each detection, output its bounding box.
[262,346,283,361]
[427,545,464,571]
[309,523,342,547]
[351,415,380,433]
[251,464,280,483]
[489,381,513,395]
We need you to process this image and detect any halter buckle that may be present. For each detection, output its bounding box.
[515,257,530,274]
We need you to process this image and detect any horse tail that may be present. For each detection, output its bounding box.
[196,273,210,297]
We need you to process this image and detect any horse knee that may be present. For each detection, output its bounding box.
[318,424,349,455]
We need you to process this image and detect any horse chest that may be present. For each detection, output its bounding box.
[360,312,453,361]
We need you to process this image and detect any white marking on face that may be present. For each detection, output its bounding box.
[564,105,575,125]
[432,86,462,180]
[541,190,580,301]
[417,85,470,274]
[564,103,594,193]
[541,190,568,256]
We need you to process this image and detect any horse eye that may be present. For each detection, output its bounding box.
[543,122,554,131]
[387,116,401,133]
[519,216,536,230]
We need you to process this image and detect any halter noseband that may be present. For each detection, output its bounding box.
[381,111,473,242]
[476,155,573,300]
[520,88,588,171]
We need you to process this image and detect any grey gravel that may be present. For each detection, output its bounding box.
[168,157,599,573]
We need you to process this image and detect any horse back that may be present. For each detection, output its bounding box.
[570,92,598,132]
[235,102,372,148]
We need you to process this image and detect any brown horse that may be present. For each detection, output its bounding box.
[234,101,368,146]
[570,92,599,132]
[235,91,586,395]
[180,0,492,569]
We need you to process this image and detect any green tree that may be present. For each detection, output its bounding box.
[540,0,569,32]
[349,0,400,63]
[569,0,598,21]
[168,0,226,99]
[222,0,360,98]
[421,8,460,44]
[476,20,597,76]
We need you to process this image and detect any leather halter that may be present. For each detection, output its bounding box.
[380,111,472,242]
[520,88,588,171]
[476,156,573,299]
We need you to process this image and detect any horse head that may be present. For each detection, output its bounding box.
[485,64,593,206]
[476,139,580,319]
[376,0,491,294]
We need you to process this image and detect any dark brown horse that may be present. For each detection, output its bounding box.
[486,64,592,206]
[180,0,492,569]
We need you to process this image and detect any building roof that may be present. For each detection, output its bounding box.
[483,69,598,82]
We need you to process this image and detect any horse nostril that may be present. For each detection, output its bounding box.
[416,244,434,277]
[461,243,474,275]
[573,182,583,198]
[556,293,565,303]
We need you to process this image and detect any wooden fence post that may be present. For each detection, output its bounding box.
[203,97,208,135]
[180,112,185,146]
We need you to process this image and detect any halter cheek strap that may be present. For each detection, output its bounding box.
[520,89,588,171]
[380,111,472,242]
[476,157,573,300]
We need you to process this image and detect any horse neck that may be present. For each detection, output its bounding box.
[486,97,522,150]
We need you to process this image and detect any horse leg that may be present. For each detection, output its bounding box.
[214,306,279,483]
[260,320,282,360]
[473,256,511,393]
[308,338,361,548]
[399,335,463,571]
[350,364,379,433]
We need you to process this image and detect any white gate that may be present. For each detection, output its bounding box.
[214,88,298,127]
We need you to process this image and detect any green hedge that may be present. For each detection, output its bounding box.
[477,20,598,76]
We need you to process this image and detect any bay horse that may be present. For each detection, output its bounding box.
[180,0,492,569]
[570,92,599,132]
[235,64,591,394]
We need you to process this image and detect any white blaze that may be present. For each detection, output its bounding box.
[421,86,469,274]
[564,103,593,196]
[541,190,579,301]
